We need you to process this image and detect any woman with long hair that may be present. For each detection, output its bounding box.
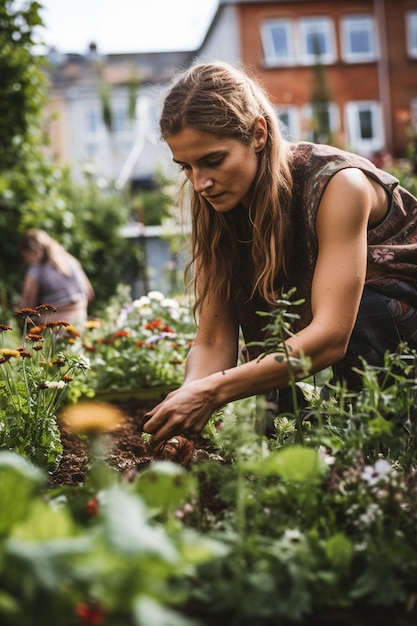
[20,229,94,328]
[144,60,417,441]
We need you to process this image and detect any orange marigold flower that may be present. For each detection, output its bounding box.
[65,325,80,337]
[0,348,21,361]
[136,340,145,347]
[82,343,97,352]
[84,319,102,329]
[62,374,73,382]
[145,317,162,330]
[36,304,58,313]
[0,324,13,332]
[31,325,46,333]
[97,338,114,345]
[60,401,125,435]
[113,330,129,338]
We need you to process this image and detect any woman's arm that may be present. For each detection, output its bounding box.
[183,294,239,384]
[144,168,375,440]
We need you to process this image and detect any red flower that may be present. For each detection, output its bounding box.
[86,496,100,516]
[113,330,129,338]
[75,601,105,625]
[82,343,97,352]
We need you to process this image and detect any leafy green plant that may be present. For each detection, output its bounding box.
[0,306,91,470]
[0,447,224,626]
[65,288,196,401]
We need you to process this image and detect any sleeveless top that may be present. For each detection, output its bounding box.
[237,142,417,358]
[27,258,88,308]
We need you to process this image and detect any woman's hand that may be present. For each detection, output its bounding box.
[143,379,218,441]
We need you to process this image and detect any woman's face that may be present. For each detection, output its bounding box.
[167,121,267,212]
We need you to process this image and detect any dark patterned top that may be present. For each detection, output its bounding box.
[237,142,417,357]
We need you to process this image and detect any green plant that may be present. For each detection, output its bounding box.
[0,306,91,470]
[66,288,196,401]
[0,445,225,626]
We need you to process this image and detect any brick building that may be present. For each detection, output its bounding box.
[199,0,417,160]
[44,0,417,185]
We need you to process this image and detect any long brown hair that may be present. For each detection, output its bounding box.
[159,61,293,313]
[20,229,73,277]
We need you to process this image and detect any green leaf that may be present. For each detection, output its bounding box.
[133,461,196,511]
[0,451,45,534]
[245,445,327,482]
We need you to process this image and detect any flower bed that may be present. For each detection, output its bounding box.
[1,292,417,625]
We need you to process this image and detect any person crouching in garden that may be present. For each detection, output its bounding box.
[144,60,417,442]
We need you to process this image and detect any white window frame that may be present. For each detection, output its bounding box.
[345,101,384,154]
[297,17,336,65]
[406,11,417,58]
[276,105,300,140]
[113,108,132,134]
[85,109,100,136]
[261,18,295,67]
[302,103,340,142]
[341,15,378,63]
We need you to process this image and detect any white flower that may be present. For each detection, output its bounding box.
[161,298,179,309]
[147,290,164,301]
[283,528,303,543]
[77,355,91,370]
[44,380,66,389]
[361,459,392,486]
[133,296,150,308]
[358,503,382,526]
[318,445,336,466]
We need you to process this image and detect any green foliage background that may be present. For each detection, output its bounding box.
[0,1,150,319]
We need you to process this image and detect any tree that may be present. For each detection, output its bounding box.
[0,1,139,319]
[0,0,57,315]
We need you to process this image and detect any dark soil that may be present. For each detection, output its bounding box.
[49,398,155,487]
[49,397,217,488]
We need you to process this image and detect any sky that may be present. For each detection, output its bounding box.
[37,0,219,55]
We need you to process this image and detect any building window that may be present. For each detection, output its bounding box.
[345,101,384,153]
[276,105,300,139]
[341,15,378,62]
[86,109,99,135]
[298,17,336,64]
[113,109,132,133]
[261,19,295,66]
[406,11,417,58]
